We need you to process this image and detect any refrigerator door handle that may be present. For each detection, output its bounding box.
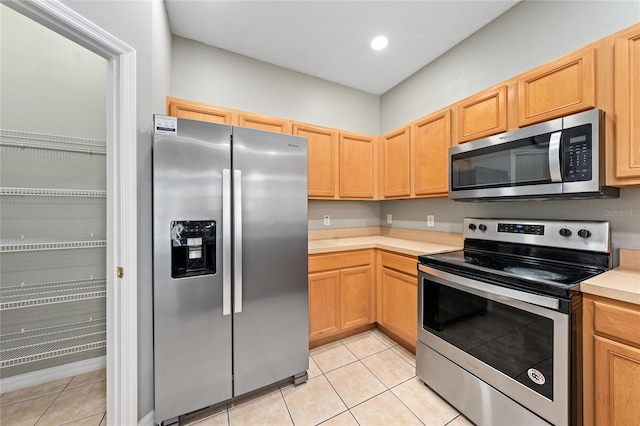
[233,169,243,314]
[222,169,232,316]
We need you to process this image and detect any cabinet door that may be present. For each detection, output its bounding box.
[380,268,417,345]
[237,112,290,133]
[294,123,337,198]
[339,132,375,199]
[309,271,341,341]
[518,48,595,127]
[413,109,451,196]
[614,28,640,180]
[457,86,507,143]
[381,126,411,198]
[594,336,640,425]
[166,97,232,124]
[340,266,372,330]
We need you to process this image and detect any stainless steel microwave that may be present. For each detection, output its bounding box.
[449,109,619,201]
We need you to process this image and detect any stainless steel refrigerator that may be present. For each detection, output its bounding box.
[152,115,309,424]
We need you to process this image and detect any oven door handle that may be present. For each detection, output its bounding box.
[418,264,560,311]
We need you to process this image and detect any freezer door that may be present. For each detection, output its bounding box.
[153,117,232,422]
[231,127,309,396]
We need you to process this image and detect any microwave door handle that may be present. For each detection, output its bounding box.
[548,131,562,182]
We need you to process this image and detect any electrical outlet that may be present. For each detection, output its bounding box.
[386,214,392,224]
[323,215,331,226]
[427,215,435,227]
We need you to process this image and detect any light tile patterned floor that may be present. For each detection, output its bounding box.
[181,329,474,426]
[0,369,106,426]
[0,329,474,426]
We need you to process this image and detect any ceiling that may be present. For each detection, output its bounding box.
[165,1,520,95]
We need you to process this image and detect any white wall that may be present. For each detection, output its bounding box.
[0,5,106,139]
[381,0,640,133]
[308,201,380,230]
[171,36,380,135]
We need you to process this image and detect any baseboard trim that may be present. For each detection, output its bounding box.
[309,323,376,349]
[0,356,106,393]
[138,409,155,426]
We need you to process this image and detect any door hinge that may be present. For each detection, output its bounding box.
[117,267,124,279]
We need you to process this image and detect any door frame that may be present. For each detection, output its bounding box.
[3,1,138,424]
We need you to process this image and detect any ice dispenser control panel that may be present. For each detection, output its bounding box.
[170,221,216,279]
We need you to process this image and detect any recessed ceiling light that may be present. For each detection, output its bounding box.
[370,35,388,51]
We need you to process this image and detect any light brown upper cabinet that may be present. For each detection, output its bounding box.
[293,123,338,198]
[236,112,290,133]
[456,85,508,143]
[166,97,233,124]
[613,26,640,182]
[380,126,411,198]
[518,47,595,127]
[412,109,452,197]
[339,132,376,199]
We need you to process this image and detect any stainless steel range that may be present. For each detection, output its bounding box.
[416,218,611,426]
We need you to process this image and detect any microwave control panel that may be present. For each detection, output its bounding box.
[562,123,592,182]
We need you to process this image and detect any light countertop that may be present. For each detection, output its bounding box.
[308,236,460,257]
[580,268,640,305]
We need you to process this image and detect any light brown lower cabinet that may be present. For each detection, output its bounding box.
[308,250,374,344]
[376,251,418,351]
[583,294,640,426]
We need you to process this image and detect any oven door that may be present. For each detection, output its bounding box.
[417,264,570,426]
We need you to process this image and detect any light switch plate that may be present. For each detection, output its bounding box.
[427,215,435,227]
[323,215,330,226]
[387,214,392,224]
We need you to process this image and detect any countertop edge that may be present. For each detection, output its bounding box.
[308,236,460,257]
[579,268,640,306]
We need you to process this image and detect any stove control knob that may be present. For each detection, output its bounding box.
[478,224,487,232]
[559,228,572,237]
[468,223,477,230]
[578,229,592,239]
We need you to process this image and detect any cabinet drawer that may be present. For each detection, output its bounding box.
[380,251,417,277]
[309,250,371,273]
[594,301,640,346]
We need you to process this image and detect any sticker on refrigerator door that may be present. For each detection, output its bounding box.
[527,368,546,385]
[155,116,177,135]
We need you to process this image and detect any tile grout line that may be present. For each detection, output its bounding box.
[444,413,465,426]
[318,345,391,425]
[32,387,65,426]
[387,377,431,426]
[313,331,416,425]
[348,333,439,426]
[58,412,107,426]
[277,384,296,426]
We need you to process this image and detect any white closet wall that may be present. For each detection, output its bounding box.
[0,5,107,382]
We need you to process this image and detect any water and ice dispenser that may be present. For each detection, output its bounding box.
[170,221,216,278]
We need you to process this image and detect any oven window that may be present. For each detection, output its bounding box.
[423,278,554,400]
[451,134,552,190]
